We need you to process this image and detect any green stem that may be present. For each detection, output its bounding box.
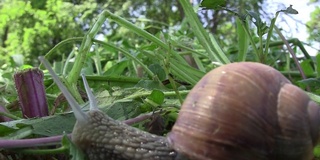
[118,90,189,102]
[258,33,264,62]
[264,12,279,56]
[0,111,21,120]
[93,45,102,75]
[67,11,107,84]
[63,48,75,75]
[40,37,83,68]
[15,146,68,155]
[163,46,183,104]
[92,39,155,78]
[178,0,230,64]
[84,75,141,83]
[239,20,259,61]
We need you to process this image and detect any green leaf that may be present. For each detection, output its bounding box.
[298,78,320,87]
[283,5,298,14]
[2,126,33,139]
[246,10,269,36]
[104,60,129,76]
[148,63,166,81]
[200,0,226,9]
[20,65,33,69]
[62,134,86,160]
[135,80,164,90]
[0,124,19,137]
[314,144,320,159]
[0,113,76,137]
[105,101,142,120]
[300,60,314,77]
[307,92,320,104]
[316,54,320,77]
[179,0,230,64]
[53,61,64,74]
[236,18,249,61]
[138,103,153,113]
[11,54,24,67]
[147,90,165,105]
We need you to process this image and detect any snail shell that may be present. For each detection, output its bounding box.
[168,62,320,160]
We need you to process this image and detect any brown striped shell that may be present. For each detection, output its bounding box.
[168,62,320,160]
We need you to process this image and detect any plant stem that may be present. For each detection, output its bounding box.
[0,135,69,148]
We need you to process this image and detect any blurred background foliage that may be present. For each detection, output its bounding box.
[0,1,319,158]
[307,0,320,42]
[0,0,318,68]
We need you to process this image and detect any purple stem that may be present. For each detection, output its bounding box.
[123,111,154,125]
[0,105,12,122]
[0,134,71,148]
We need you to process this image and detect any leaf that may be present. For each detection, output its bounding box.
[53,61,64,74]
[316,54,320,77]
[179,0,230,64]
[104,60,129,76]
[135,80,164,90]
[298,78,320,87]
[314,144,320,159]
[31,114,76,136]
[148,63,166,81]
[20,65,33,69]
[0,124,19,137]
[169,58,205,85]
[300,60,314,77]
[283,5,298,14]
[105,101,142,120]
[307,92,320,104]
[62,134,86,160]
[246,10,269,36]
[236,18,249,61]
[147,90,164,105]
[200,0,226,9]
[2,126,33,139]
[139,103,153,113]
[11,54,24,67]
[0,113,76,137]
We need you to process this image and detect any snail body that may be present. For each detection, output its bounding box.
[40,57,177,160]
[39,57,320,160]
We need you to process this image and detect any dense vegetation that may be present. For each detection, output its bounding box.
[0,0,319,159]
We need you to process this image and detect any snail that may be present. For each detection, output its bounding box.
[39,56,320,160]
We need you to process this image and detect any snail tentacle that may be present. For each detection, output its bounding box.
[39,56,88,124]
[81,73,99,111]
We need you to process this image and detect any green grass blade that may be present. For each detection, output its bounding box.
[178,0,230,64]
[103,10,186,64]
[236,18,249,61]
